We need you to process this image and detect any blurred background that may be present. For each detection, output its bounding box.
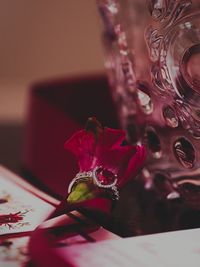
[0,0,104,173]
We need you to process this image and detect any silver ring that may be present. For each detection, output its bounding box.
[67,171,93,194]
[68,166,119,200]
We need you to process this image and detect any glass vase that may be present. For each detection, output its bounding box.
[97,0,200,210]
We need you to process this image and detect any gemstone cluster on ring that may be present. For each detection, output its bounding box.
[93,166,117,188]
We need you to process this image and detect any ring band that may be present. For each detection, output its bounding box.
[68,171,93,194]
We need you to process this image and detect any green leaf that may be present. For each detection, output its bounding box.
[67,182,95,203]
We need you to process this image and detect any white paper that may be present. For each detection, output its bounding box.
[59,228,200,267]
[0,173,54,235]
[0,237,29,267]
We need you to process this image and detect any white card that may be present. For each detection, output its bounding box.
[0,166,56,235]
[0,237,29,267]
[57,228,200,267]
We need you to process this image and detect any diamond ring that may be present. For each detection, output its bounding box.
[68,166,119,200]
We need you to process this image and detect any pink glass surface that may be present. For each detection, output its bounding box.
[97,0,200,209]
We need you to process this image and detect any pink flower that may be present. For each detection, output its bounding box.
[65,118,146,191]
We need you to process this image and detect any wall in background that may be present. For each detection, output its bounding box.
[0,0,105,122]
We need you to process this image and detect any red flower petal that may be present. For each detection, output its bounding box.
[118,145,147,187]
[98,145,135,175]
[64,130,95,170]
[64,127,126,171]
